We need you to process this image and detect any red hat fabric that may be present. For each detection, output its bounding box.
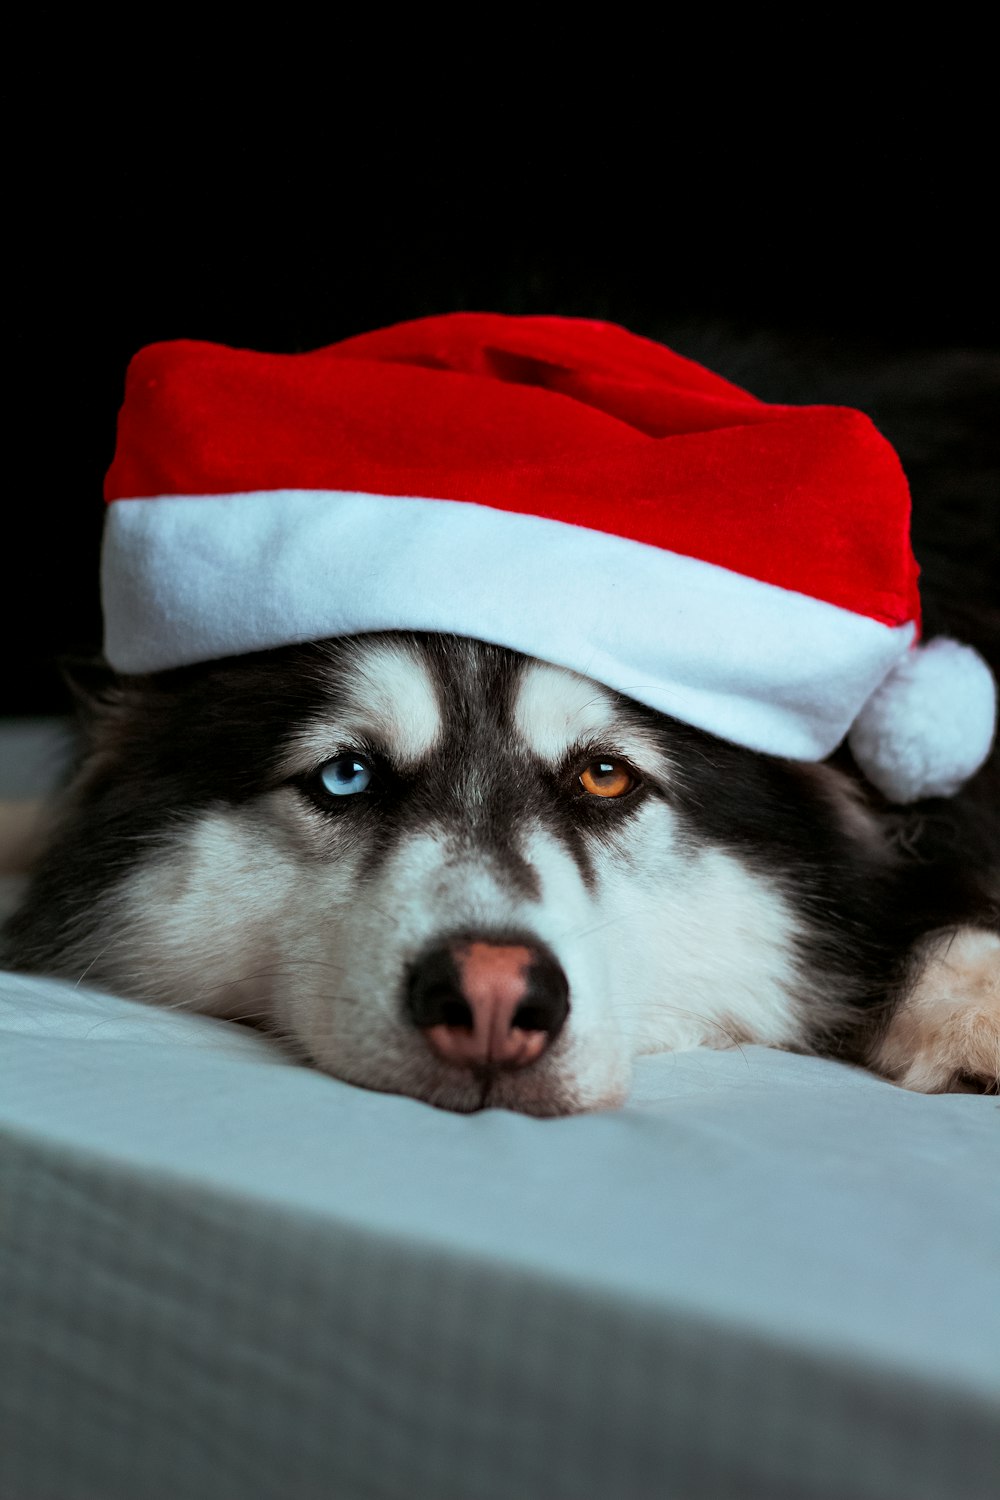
[101,314,995,801]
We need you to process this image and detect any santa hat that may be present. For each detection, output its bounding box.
[102,313,996,804]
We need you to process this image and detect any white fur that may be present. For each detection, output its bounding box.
[872,929,1000,1091]
[513,661,675,782]
[284,638,442,771]
[513,663,625,763]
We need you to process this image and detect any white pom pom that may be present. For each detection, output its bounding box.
[848,637,997,803]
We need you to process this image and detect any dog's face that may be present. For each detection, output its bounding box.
[5,632,900,1116]
[117,634,836,1115]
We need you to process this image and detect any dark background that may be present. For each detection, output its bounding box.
[7,66,997,714]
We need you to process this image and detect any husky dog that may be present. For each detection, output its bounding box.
[4,631,998,1115]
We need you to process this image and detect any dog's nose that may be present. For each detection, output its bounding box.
[407,939,569,1069]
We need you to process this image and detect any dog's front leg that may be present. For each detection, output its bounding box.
[871,928,1000,1092]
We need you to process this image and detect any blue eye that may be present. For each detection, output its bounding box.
[318,754,375,797]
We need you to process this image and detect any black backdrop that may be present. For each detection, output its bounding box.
[7,67,997,713]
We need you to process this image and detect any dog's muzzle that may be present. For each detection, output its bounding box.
[406,937,570,1070]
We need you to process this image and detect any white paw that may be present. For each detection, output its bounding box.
[872,928,1000,1092]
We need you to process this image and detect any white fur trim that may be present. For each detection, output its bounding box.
[849,637,997,802]
[102,489,917,763]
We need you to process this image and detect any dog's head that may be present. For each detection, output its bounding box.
[9,632,894,1114]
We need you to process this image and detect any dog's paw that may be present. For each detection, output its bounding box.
[871,927,1000,1093]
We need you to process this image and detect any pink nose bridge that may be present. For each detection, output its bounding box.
[423,942,549,1068]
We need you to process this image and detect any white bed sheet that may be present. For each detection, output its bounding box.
[1,969,998,1500]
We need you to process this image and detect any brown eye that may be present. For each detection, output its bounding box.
[578,759,637,799]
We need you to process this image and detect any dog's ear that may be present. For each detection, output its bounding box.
[59,656,125,739]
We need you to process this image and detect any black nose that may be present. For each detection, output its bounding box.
[406,936,570,1069]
